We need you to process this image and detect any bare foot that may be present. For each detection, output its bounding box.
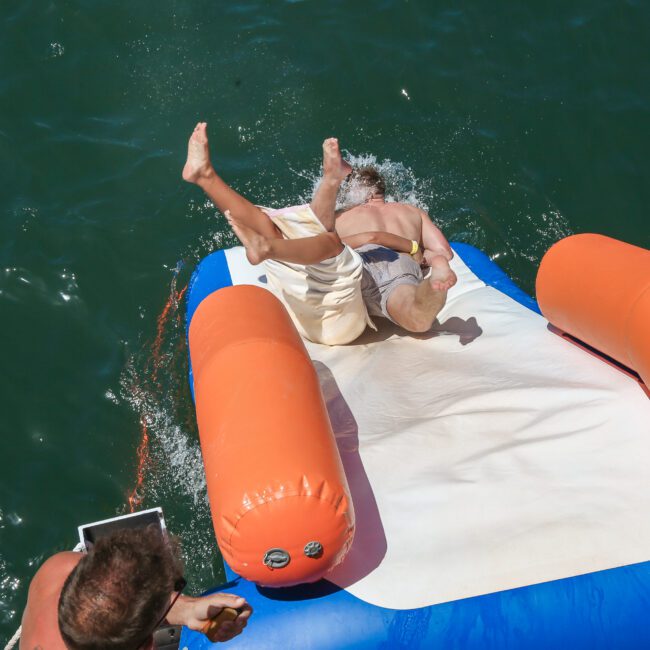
[225,210,270,265]
[322,137,352,181]
[428,255,457,292]
[182,122,214,183]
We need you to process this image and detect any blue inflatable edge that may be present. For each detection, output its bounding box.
[182,243,650,650]
[451,242,541,314]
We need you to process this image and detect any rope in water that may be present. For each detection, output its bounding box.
[127,267,186,512]
[3,625,21,650]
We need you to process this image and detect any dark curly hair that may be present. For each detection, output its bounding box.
[58,526,183,650]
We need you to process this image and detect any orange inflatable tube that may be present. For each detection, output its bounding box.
[188,285,354,586]
[536,233,650,389]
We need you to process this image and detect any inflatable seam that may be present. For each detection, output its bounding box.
[225,493,349,549]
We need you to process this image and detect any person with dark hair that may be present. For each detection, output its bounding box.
[21,527,251,649]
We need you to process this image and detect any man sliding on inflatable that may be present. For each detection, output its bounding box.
[182,122,456,344]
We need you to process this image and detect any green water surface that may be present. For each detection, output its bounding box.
[1,0,649,639]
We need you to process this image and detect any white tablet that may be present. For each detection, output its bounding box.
[77,507,166,552]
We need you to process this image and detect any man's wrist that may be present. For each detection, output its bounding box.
[165,594,193,626]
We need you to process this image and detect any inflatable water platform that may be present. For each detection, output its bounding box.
[183,234,650,649]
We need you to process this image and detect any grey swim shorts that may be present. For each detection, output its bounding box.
[358,244,423,323]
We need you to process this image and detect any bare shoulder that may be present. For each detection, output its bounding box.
[30,552,80,592]
[41,551,80,570]
[383,201,415,214]
[21,553,79,650]
[385,202,423,223]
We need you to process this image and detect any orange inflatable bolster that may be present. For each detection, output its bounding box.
[188,285,355,586]
[536,233,650,388]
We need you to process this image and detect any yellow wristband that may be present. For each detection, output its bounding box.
[410,240,419,256]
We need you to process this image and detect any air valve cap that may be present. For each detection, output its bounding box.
[263,548,290,569]
[304,541,323,558]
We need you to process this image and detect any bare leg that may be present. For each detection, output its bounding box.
[310,138,352,231]
[183,122,280,239]
[386,257,457,332]
[226,211,343,265]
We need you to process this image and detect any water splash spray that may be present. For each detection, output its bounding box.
[297,153,433,213]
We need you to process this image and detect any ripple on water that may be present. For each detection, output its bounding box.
[0,510,22,626]
[47,42,65,58]
[0,267,81,308]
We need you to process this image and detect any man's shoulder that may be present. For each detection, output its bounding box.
[21,552,80,649]
[337,203,367,215]
[383,201,418,210]
[383,202,423,217]
[31,552,81,592]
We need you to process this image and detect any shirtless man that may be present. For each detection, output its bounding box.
[182,122,456,336]
[335,167,456,333]
[20,528,250,648]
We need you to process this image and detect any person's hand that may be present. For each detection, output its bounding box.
[412,248,425,267]
[167,592,252,643]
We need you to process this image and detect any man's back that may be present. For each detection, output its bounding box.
[335,200,423,242]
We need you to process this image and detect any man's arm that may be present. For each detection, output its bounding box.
[341,231,414,253]
[420,211,453,261]
[167,592,252,643]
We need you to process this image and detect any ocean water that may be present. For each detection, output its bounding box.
[1,0,649,640]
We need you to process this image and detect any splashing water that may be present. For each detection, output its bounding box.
[296,153,433,213]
